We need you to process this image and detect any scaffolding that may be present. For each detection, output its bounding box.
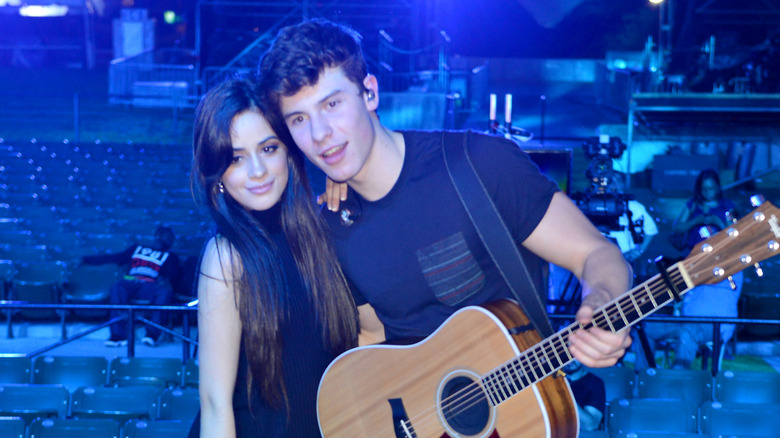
[194,0,443,93]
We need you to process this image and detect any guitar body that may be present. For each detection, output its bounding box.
[317,300,578,437]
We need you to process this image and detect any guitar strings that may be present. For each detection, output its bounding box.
[402,269,692,435]
[398,219,760,435]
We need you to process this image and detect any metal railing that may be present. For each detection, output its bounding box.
[0,91,195,145]
[549,313,780,376]
[0,302,198,362]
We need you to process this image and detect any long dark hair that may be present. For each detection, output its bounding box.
[693,168,722,204]
[191,76,358,407]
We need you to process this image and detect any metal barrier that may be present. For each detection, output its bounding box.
[549,313,780,376]
[0,302,197,362]
[0,91,195,144]
[108,48,199,108]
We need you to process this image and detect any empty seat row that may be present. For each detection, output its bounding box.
[588,366,780,406]
[0,384,199,426]
[0,356,199,390]
[0,257,199,325]
[0,402,194,438]
[606,398,780,438]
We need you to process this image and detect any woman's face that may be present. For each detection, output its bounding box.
[700,177,720,202]
[221,110,289,211]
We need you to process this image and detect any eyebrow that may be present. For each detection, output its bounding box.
[282,89,343,120]
[232,136,280,151]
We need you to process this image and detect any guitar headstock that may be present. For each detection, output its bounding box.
[683,201,780,286]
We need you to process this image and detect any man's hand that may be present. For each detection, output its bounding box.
[568,304,631,368]
[316,178,348,211]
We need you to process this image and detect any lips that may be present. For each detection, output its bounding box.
[321,143,346,164]
[247,181,274,194]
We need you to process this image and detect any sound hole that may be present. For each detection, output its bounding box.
[440,375,490,436]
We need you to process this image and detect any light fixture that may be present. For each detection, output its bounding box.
[19,4,69,17]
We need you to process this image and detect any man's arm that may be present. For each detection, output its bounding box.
[81,246,135,266]
[523,192,632,368]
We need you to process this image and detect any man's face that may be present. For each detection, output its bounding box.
[279,67,377,184]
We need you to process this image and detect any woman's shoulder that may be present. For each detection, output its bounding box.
[200,235,242,281]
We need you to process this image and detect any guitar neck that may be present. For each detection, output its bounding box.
[482,263,691,406]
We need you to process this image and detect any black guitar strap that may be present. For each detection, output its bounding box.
[442,130,554,337]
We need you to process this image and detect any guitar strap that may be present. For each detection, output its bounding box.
[442,130,554,337]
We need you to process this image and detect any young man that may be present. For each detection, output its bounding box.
[82,225,179,347]
[259,18,631,369]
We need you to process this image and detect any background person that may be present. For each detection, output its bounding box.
[82,225,179,347]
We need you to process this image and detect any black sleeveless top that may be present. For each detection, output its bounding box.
[189,204,336,437]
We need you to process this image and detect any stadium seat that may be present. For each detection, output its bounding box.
[0,384,70,423]
[0,356,31,384]
[606,398,698,438]
[32,356,108,392]
[28,417,120,438]
[0,243,48,263]
[701,401,780,437]
[0,230,32,245]
[713,369,780,404]
[182,358,198,388]
[14,261,68,284]
[610,432,699,438]
[124,419,193,438]
[62,264,119,319]
[70,386,159,424]
[0,217,21,232]
[636,367,711,406]
[108,357,182,389]
[158,387,199,423]
[9,261,67,320]
[0,416,25,438]
[0,259,13,299]
[587,365,636,403]
[78,233,128,253]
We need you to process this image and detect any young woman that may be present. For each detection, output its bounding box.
[188,77,358,437]
[672,168,737,253]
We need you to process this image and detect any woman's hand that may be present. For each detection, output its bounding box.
[317,178,348,211]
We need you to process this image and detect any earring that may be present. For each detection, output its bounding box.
[367,89,375,100]
[218,181,225,194]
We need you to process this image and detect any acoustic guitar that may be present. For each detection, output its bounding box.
[318,201,780,438]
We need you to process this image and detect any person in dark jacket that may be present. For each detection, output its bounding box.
[82,225,180,347]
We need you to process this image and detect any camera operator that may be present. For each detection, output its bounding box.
[572,136,658,271]
[602,173,658,265]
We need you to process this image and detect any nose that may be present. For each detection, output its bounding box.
[309,113,332,144]
[248,154,267,179]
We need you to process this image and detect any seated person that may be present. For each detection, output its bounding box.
[634,169,741,369]
[564,359,606,432]
[82,226,180,347]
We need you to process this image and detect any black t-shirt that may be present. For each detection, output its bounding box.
[323,130,559,341]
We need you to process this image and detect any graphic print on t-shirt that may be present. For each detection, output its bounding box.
[127,245,169,281]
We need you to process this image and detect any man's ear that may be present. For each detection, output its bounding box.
[363,74,379,111]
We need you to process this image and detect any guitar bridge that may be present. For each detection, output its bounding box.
[388,398,415,438]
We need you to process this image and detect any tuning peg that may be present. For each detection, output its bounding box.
[727,276,737,290]
[754,263,764,277]
[750,194,766,207]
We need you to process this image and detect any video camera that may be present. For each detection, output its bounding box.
[571,135,637,234]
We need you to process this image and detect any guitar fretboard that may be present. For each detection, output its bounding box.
[481,263,691,406]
